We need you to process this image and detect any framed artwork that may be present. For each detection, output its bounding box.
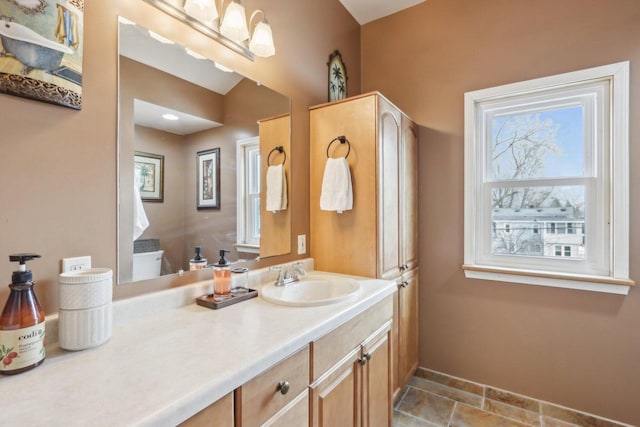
[197,148,220,210]
[134,152,164,202]
[328,50,347,102]
[0,0,84,109]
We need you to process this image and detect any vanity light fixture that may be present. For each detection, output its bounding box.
[162,113,180,120]
[183,0,218,24]
[144,0,276,60]
[219,0,249,42]
[148,30,174,44]
[248,10,275,58]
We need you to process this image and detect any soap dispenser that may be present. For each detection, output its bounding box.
[0,254,46,375]
[189,246,207,271]
[213,250,231,301]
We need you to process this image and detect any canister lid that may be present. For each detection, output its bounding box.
[231,267,249,273]
[59,268,113,284]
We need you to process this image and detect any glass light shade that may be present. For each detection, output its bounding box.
[220,1,249,42]
[184,0,218,24]
[249,21,275,57]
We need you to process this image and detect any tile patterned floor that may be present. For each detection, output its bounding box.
[393,368,633,427]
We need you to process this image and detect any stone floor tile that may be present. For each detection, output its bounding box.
[484,398,541,426]
[541,403,630,427]
[395,386,410,409]
[450,403,531,427]
[396,386,456,426]
[415,367,484,396]
[486,387,540,412]
[394,410,435,427]
[542,416,580,427]
[409,376,483,408]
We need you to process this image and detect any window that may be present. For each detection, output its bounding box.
[464,62,632,294]
[236,137,261,253]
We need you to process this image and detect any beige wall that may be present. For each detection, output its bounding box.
[362,0,640,424]
[134,125,186,275]
[0,0,360,312]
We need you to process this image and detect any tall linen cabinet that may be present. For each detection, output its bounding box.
[309,92,419,399]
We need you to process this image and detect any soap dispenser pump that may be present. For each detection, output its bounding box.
[213,250,231,300]
[189,246,207,271]
[0,253,46,375]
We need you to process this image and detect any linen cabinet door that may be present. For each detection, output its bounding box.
[310,347,362,427]
[361,321,392,427]
[377,97,402,280]
[400,116,419,272]
[398,269,419,388]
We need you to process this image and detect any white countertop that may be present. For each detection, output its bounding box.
[0,268,396,426]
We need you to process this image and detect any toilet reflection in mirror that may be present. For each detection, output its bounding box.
[118,18,291,285]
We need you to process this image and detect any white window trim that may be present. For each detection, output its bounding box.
[235,136,260,254]
[463,62,632,295]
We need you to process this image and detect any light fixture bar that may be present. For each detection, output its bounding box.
[143,0,254,61]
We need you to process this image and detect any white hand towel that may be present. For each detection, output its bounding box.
[266,164,288,212]
[320,157,353,214]
[133,184,149,240]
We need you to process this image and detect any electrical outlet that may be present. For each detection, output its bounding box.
[297,234,306,255]
[62,256,92,273]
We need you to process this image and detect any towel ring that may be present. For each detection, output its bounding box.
[326,135,351,159]
[267,146,286,166]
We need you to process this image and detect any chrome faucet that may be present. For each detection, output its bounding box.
[269,262,307,286]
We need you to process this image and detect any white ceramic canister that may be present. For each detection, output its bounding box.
[58,268,113,351]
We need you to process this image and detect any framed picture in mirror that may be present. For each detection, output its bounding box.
[134,151,164,202]
[197,148,221,210]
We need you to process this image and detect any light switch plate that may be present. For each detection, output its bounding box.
[297,235,306,255]
[62,256,92,273]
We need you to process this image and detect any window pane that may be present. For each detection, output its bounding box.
[490,106,584,180]
[491,185,585,259]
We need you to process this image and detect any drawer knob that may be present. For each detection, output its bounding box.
[277,380,290,395]
[363,352,372,361]
[358,357,367,366]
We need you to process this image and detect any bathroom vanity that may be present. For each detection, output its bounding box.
[0,264,395,426]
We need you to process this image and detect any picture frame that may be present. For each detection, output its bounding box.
[197,148,221,210]
[0,0,84,109]
[134,151,164,202]
[328,50,347,102]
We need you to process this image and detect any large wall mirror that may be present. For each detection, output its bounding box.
[118,18,291,285]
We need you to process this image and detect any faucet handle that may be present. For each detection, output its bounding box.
[292,262,306,278]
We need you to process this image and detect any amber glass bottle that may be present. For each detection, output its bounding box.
[0,254,46,375]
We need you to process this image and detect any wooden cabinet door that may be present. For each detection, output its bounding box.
[398,270,419,388]
[400,116,419,272]
[378,97,402,280]
[310,347,362,427]
[262,389,309,427]
[179,393,233,427]
[361,321,392,427]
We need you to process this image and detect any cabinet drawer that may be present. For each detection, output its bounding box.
[236,345,310,426]
[311,296,393,382]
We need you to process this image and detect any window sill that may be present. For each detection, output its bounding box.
[235,243,260,254]
[462,264,634,295]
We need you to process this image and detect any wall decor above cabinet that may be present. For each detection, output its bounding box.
[143,0,275,60]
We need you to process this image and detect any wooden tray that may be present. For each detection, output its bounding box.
[196,288,258,309]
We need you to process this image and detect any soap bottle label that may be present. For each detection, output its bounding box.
[0,323,46,372]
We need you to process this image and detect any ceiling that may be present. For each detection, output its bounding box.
[119,20,240,134]
[338,0,427,24]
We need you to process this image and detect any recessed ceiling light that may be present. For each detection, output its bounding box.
[162,113,179,121]
[214,62,233,73]
[148,31,174,44]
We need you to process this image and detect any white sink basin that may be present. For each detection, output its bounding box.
[260,275,361,307]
